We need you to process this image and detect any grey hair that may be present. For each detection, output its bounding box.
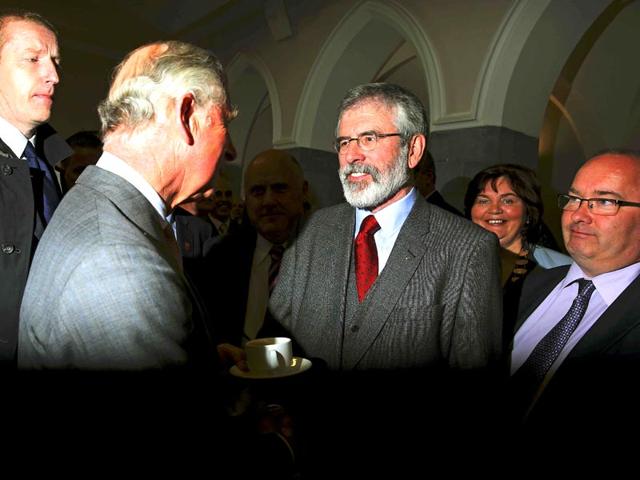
[98,41,233,135]
[336,83,430,142]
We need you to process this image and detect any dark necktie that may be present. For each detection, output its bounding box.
[354,215,381,302]
[163,220,183,274]
[268,244,285,296]
[23,142,60,225]
[513,278,596,405]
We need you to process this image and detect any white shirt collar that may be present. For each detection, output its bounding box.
[0,115,34,158]
[562,261,640,307]
[96,151,168,221]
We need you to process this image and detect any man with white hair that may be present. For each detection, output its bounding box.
[266,83,503,474]
[18,40,235,370]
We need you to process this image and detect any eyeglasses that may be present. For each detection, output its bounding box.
[557,193,640,216]
[334,131,402,154]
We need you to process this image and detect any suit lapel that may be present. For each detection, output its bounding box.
[342,198,432,369]
[564,274,640,360]
[514,266,569,332]
[78,166,217,362]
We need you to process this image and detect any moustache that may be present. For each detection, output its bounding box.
[340,163,381,182]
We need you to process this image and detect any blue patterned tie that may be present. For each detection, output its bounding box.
[23,142,60,224]
[517,279,596,383]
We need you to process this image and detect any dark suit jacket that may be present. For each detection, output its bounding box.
[426,190,463,216]
[513,266,640,435]
[0,125,71,365]
[195,227,258,345]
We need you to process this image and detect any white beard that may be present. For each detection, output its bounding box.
[339,149,410,210]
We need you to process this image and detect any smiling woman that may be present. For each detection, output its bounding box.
[464,163,571,347]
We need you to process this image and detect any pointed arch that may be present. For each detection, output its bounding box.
[226,51,282,164]
[291,0,443,150]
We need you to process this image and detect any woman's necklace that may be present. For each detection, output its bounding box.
[511,248,530,279]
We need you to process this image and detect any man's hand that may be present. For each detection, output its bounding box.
[217,342,248,371]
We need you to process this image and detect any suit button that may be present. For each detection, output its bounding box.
[1,164,13,175]
[2,244,16,254]
[350,325,359,333]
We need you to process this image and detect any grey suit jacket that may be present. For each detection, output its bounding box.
[18,166,215,370]
[269,196,503,371]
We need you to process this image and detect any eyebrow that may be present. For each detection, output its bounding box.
[568,187,622,198]
[24,47,61,61]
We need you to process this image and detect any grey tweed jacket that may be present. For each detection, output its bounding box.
[269,196,503,371]
[18,166,214,370]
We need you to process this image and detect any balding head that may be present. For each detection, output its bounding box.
[96,40,236,211]
[98,40,233,136]
[562,149,640,276]
[244,149,307,244]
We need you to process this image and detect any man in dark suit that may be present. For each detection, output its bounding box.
[202,148,307,346]
[267,83,503,474]
[0,11,71,366]
[510,149,640,447]
[414,149,462,216]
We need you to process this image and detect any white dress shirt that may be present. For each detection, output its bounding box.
[243,234,279,342]
[0,115,33,159]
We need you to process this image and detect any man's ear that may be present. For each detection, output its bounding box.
[178,93,197,146]
[407,134,426,169]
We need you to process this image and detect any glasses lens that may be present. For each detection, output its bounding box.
[357,133,377,151]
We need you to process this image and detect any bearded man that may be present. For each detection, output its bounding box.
[263,83,504,475]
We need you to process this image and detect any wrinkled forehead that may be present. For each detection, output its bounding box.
[109,43,169,95]
[0,18,59,54]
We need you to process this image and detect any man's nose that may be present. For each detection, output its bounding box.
[43,57,60,85]
[341,139,365,163]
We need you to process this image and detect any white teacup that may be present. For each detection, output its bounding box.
[245,337,293,373]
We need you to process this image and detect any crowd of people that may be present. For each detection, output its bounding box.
[2,8,639,476]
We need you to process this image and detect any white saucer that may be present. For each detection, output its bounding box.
[230,357,312,379]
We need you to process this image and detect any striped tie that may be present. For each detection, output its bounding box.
[268,244,285,296]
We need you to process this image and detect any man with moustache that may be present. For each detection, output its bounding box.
[267,83,502,474]
[510,149,640,445]
[0,11,71,367]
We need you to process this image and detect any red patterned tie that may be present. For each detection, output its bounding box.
[355,215,381,302]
